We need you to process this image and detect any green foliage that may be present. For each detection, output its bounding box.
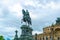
[0,36,5,40]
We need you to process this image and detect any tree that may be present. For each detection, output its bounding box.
[0,36,5,40]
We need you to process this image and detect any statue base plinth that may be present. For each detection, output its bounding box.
[19,25,33,40]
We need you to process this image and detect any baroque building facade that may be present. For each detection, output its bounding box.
[33,18,60,40]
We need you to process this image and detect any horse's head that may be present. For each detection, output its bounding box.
[22,9,25,15]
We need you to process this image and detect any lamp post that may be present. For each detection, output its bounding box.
[14,30,19,40]
[35,33,37,40]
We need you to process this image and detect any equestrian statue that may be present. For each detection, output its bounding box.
[21,9,32,26]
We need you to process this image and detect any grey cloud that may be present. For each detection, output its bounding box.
[0,0,60,39]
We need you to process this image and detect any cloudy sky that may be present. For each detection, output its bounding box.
[0,0,60,40]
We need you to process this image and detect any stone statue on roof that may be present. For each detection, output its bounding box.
[56,18,60,24]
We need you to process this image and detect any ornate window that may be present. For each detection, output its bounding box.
[50,36,53,40]
[40,37,41,40]
[46,36,48,40]
[43,37,44,40]
[58,37,60,40]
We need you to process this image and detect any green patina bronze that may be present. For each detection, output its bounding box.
[21,9,32,26]
[14,9,34,40]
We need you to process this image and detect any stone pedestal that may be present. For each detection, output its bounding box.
[19,25,33,40]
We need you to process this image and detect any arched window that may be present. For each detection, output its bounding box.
[46,36,48,40]
[43,37,44,40]
[40,37,41,40]
[50,36,53,40]
[58,37,60,40]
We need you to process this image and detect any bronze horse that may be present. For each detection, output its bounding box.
[21,9,32,25]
